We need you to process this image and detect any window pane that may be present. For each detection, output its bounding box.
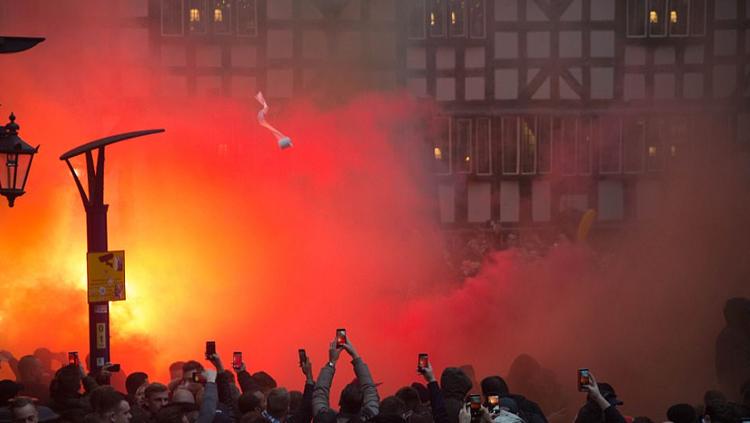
[623,117,646,173]
[502,116,519,174]
[666,116,688,159]
[560,117,577,175]
[448,0,467,38]
[188,0,208,33]
[428,0,447,37]
[162,0,183,36]
[469,0,486,38]
[627,0,647,37]
[408,0,427,39]
[668,0,689,36]
[577,117,593,174]
[455,118,472,173]
[690,0,705,36]
[599,117,622,174]
[431,117,451,174]
[646,118,664,171]
[538,116,552,173]
[647,0,667,37]
[237,0,257,37]
[212,0,231,34]
[520,116,537,174]
[475,117,492,174]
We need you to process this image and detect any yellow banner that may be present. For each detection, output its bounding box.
[87,251,126,303]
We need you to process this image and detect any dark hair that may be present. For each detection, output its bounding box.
[289,391,303,415]
[125,372,149,396]
[410,383,429,404]
[51,365,83,400]
[91,387,126,415]
[251,372,277,392]
[17,356,40,381]
[266,388,290,419]
[666,404,698,423]
[238,392,264,414]
[480,376,510,397]
[339,383,363,415]
[379,396,407,417]
[395,387,420,412]
[144,383,169,400]
[182,361,203,374]
[156,405,188,423]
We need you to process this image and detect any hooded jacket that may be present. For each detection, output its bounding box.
[440,368,472,423]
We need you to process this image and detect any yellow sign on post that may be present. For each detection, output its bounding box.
[87,251,126,303]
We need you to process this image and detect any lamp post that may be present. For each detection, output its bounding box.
[0,36,44,207]
[0,113,39,207]
[60,129,164,371]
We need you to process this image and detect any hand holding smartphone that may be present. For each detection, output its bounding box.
[336,329,347,348]
[577,368,591,392]
[468,394,482,418]
[205,341,216,360]
[298,349,308,366]
[232,352,243,371]
[417,353,429,372]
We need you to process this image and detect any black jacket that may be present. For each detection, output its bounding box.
[440,368,472,423]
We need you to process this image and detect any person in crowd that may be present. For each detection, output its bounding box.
[9,397,40,423]
[168,364,185,384]
[666,404,698,423]
[312,335,379,423]
[144,384,169,420]
[49,363,100,423]
[90,387,132,423]
[573,373,625,423]
[408,385,429,408]
[264,388,290,423]
[375,397,407,423]
[125,374,149,406]
[716,298,750,402]
[395,386,431,423]
[480,376,546,423]
[440,368,472,423]
[415,363,446,423]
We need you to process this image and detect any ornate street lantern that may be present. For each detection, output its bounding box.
[0,113,39,207]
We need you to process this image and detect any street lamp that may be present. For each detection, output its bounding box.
[60,128,164,372]
[0,113,39,207]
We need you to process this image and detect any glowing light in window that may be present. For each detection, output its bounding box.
[464,155,471,162]
[214,8,223,22]
[670,10,677,23]
[190,8,201,22]
[670,145,677,156]
[430,12,436,26]
[648,146,657,157]
[649,10,658,24]
[434,147,442,160]
[451,11,456,25]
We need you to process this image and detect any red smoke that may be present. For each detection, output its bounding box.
[1,3,750,421]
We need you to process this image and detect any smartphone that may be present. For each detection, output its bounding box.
[205,341,216,360]
[418,353,429,371]
[298,349,307,366]
[68,352,79,367]
[488,395,499,406]
[107,363,121,372]
[336,329,347,348]
[232,352,242,370]
[577,368,591,392]
[468,394,482,417]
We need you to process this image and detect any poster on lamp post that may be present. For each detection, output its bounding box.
[87,251,126,303]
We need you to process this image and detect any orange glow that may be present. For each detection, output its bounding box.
[649,10,659,24]
[670,10,678,23]
[214,8,223,23]
[434,147,442,160]
[190,8,201,22]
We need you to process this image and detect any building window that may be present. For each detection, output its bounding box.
[598,117,622,174]
[408,0,426,39]
[520,116,537,174]
[501,116,519,175]
[161,0,184,36]
[623,117,645,173]
[468,0,486,39]
[188,0,208,33]
[236,0,257,37]
[455,118,472,173]
[475,117,492,175]
[628,0,704,38]
[428,0,447,37]
[537,116,552,174]
[668,0,689,36]
[431,117,451,174]
[213,0,231,34]
[448,0,467,37]
[559,117,577,176]
[577,117,593,174]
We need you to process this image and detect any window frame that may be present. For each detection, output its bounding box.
[468,0,486,39]
[627,0,648,38]
[454,118,473,174]
[408,0,427,40]
[188,0,209,34]
[474,117,492,175]
[537,116,552,174]
[501,116,520,175]
[433,116,453,175]
[161,0,185,37]
[236,0,258,38]
[520,115,538,175]
[598,116,623,175]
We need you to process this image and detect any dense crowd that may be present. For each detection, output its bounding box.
[1,298,749,423]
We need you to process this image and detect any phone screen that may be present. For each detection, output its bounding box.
[336,329,347,347]
[298,349,307,366]
[488,395,499,406]
[205,341,216,359]
[578,368,591,391]
[418,353,429,369]
[68,352,79,366]
[469,395,482,409]
[232,352,242,370]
